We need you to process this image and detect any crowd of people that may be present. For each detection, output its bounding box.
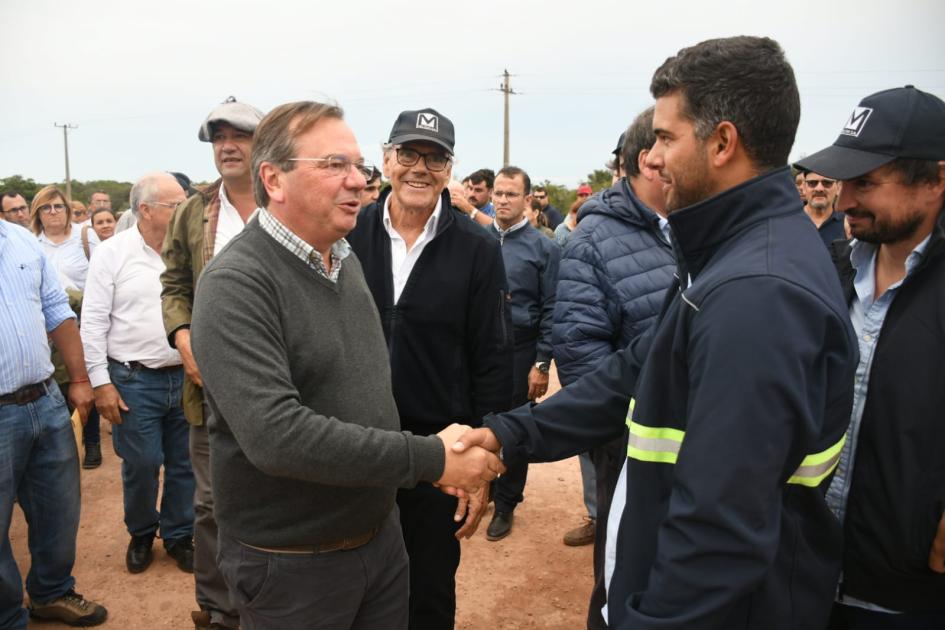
[2,33,944,630]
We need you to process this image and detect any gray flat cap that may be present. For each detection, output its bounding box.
[198,96,265,142]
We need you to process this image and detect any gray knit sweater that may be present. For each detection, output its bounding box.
[191,220,445,547]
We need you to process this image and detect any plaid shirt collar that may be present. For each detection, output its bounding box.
[257,207,350,283]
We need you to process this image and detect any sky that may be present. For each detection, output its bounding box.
[2,0,944,189]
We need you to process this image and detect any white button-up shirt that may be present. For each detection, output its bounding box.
[80,226,181,388]
[382,195,442,304]
[214,184,253,256]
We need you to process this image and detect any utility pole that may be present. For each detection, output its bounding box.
[501,70,511,167]
[54,123,77,202]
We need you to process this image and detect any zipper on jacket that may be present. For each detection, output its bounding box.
[498,289,510,347]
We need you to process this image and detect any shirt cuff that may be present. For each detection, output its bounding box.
[88,365,111,389]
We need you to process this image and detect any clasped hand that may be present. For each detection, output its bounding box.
[434,424,504,539]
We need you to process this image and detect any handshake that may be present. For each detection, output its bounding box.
[433,424,504,539]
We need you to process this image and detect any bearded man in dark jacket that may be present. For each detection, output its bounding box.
[453,36,858,630]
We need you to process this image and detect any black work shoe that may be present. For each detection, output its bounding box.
[165,537,195,573]
[82,443,102,469]
[486,511,513,541]
[28,588,108,626]
[126,534,154,574]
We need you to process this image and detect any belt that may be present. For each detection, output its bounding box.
[240,527,380,555]
[108,358,181,373]
[0,380,50,406]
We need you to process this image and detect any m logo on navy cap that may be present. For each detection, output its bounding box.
[417,113,439,132]
[795,85,945,181]
[388,107,455,154]
[841,107,873,137]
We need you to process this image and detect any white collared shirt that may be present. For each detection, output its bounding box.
[37,226,88,291]
[214,184,253,256]
[80,225,181,388]
[382,195,442,303]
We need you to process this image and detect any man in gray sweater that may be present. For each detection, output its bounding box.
[190,100,501,630]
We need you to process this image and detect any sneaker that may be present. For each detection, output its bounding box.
[82,443,102,470]
[166,537,195,573]
[126,533,154,573]
[486,511,513,541]
[563,516,596,546]
[28,589,107,626]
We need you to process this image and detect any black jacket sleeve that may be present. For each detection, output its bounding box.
[485,324,652,463]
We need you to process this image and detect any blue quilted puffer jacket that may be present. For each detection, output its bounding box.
[552,178,676,387]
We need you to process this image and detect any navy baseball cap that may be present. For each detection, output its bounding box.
[388,108,455,154]
[796,85,945,180]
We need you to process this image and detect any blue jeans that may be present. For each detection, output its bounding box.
[579,451,597,519]
[108,361,194,543]
[0,381,80,630]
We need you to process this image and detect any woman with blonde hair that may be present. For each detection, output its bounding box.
[30,185,88,291]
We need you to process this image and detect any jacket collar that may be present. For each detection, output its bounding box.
[373,187,457,238]
[668,166,800,278]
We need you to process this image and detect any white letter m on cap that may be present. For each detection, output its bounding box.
[417,113,439,132]
[841,107,872,137]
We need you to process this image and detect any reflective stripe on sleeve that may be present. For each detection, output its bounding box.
[627,421,685,464]
[624,398,636,429]
[786,435,846,487]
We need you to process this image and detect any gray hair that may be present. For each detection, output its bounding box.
[622,107,656,179]
[130,172,177,217]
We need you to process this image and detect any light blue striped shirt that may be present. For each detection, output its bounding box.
[0,221,76,394]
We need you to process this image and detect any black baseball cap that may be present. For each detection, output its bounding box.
[388,108,455,154]
[612,131,626,156]
[796,85,945,180]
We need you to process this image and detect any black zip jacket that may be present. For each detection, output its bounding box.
[347,188,514,435]
[485,168,858,629]
[831,207,945,612]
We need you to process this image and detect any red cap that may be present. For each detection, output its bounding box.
[577,184,593,196]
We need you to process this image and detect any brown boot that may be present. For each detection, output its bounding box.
[563,516,596,546]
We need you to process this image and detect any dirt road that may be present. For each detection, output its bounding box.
[12,374,596,629]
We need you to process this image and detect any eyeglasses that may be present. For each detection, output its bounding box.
[38,203,68,214]
[805,178,836,189]
[493,191,523,200]
[149,200,186,211]
[394,147,452,172]
[288,155,375,179]
[1,205,28,215]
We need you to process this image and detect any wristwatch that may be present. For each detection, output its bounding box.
[534,361,550,374]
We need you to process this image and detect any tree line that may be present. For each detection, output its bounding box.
[1,175,133,211]
[3,168,616,215]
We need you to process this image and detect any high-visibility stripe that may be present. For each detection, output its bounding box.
[627,420,684,464]
[787,435,846,487]
[624,398,636,428]
[625,413,845,488]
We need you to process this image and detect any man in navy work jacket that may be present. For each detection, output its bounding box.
[483,166,560,542]
[347,107,513,630]
[452,36,858,629]
[798,85,945,630]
